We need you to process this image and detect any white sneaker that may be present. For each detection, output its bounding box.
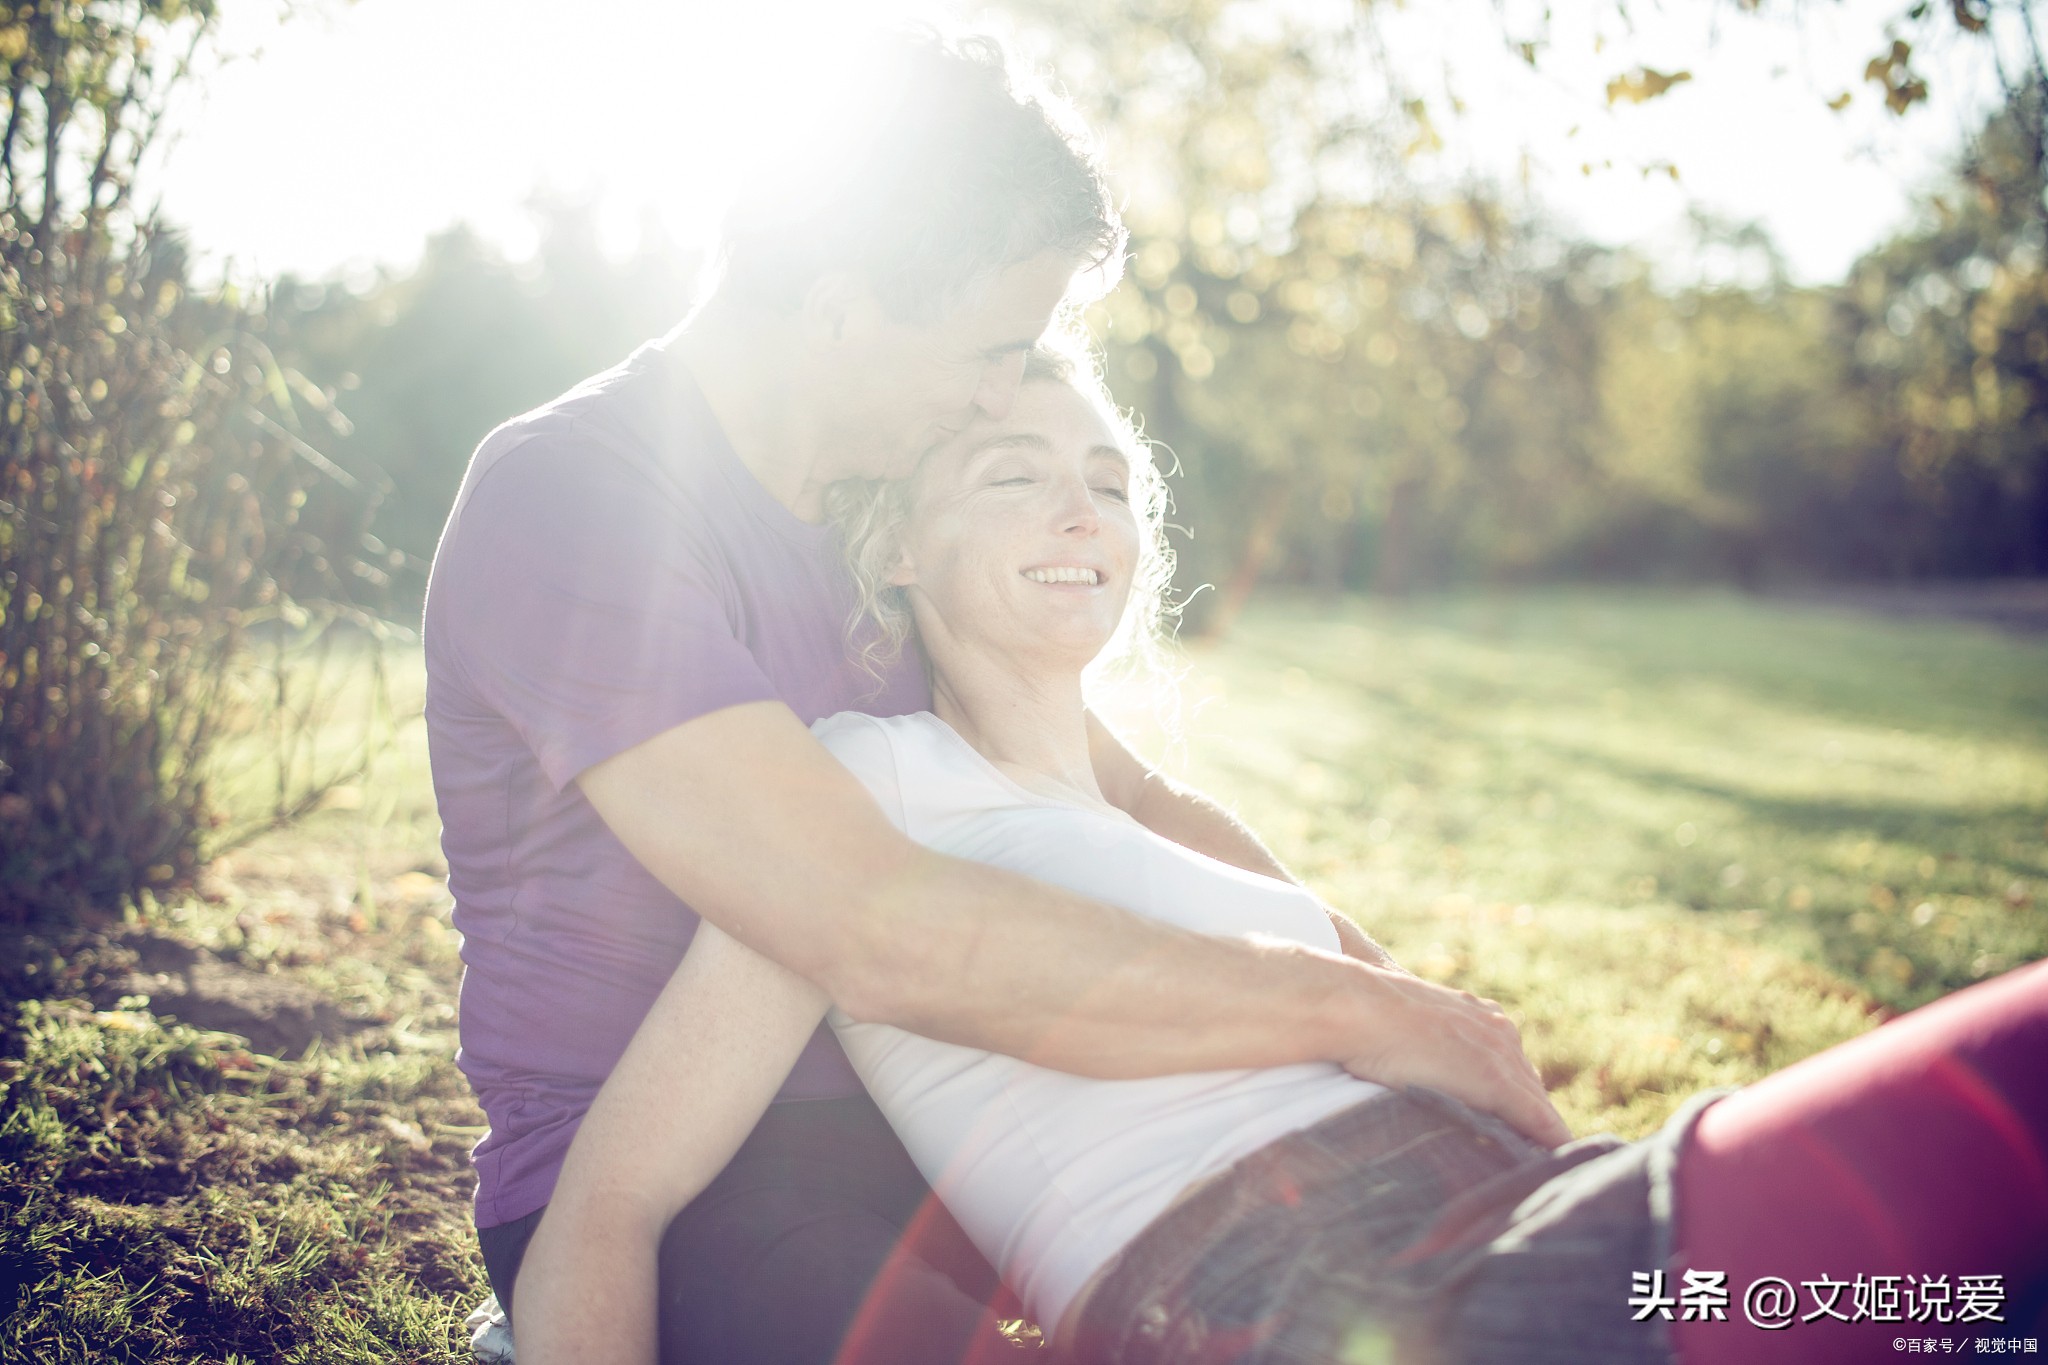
[466,1294,516,1363]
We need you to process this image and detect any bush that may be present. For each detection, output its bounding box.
[0,2,393,924]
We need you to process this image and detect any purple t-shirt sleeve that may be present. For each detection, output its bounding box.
[438,430,784,789]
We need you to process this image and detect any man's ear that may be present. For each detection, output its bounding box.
[799,270,874,347]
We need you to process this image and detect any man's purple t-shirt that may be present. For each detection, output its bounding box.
[423,335,928,1228]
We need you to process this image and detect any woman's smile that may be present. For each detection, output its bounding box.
[1021,564,1106,587]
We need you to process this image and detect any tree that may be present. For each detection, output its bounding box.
[1,0,386,924]
[1832,80,2048,574]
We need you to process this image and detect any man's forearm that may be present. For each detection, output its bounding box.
[836,841,1356,1072]
[579,703,1564,1144]
[842,845,1562,1143]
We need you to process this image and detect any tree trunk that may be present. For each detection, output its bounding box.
[1191,479,1293,640]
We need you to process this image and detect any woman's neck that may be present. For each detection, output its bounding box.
[927,650,1107,809]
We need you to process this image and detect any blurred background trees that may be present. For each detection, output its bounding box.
[243,0,2046,632]
[5,0,2046,924]
[267,207,697,568]
[989,0,2048,628]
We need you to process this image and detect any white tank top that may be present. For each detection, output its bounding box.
[814,710,1388,1332]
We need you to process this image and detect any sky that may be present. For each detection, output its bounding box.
[148,0,2029,290]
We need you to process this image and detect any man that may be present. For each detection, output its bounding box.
[424,31,1563,1365]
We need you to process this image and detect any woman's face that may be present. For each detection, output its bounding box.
[891,377,1141,675]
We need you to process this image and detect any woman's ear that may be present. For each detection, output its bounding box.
[885,545,917,589]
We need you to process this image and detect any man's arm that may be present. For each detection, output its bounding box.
[514,923,828,1365]
[1084,711,1406,972]
[578,701,1564,1144]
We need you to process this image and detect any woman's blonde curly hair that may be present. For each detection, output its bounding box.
[824,340,1177,696]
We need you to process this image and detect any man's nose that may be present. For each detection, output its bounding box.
[972,350,1028,420]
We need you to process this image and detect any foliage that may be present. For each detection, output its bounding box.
[269,209,699,578]
[0,0,396,925]
[209,4,2046,632]
[1831,81,2048,575]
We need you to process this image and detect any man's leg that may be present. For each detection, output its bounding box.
[1671,958,2048,1364]
[652,1092,1012,1365]
[479,1094,1014,1364]
[477,1206,546,1316]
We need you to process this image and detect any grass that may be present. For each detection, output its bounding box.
[0,650,479,1364]
[1109,587,2048,1137]
[2,587,2044,1360]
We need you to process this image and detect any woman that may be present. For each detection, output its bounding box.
[514,346,2048,1365]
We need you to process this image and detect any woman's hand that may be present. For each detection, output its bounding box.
[1335,965,1571,1148]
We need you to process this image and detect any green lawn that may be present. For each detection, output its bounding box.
[1107,588,2048,1137]
[2,588,2044,1361]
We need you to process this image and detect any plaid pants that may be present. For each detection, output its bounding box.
[1066,1084,1724,1365]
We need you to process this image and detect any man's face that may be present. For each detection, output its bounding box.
[822,251,1078,481]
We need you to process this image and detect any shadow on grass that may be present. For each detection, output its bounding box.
[1553,747,2048,884]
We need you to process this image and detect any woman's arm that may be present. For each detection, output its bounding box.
[1084,710,1407,971]
[1085,709,1293,881]
[512,922,829,1365]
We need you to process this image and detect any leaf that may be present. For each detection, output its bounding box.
[1864,39,1930,115]
[1605,67,1694,106]
[1402,98,1444,159]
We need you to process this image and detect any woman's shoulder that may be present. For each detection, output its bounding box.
[810,708,956,797]
[813,707,936,762]
[811,712,924,833]
[811,710,1019,835]
[810,708,941,757]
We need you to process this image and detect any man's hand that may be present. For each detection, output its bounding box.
[1336,965,1570,1148]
